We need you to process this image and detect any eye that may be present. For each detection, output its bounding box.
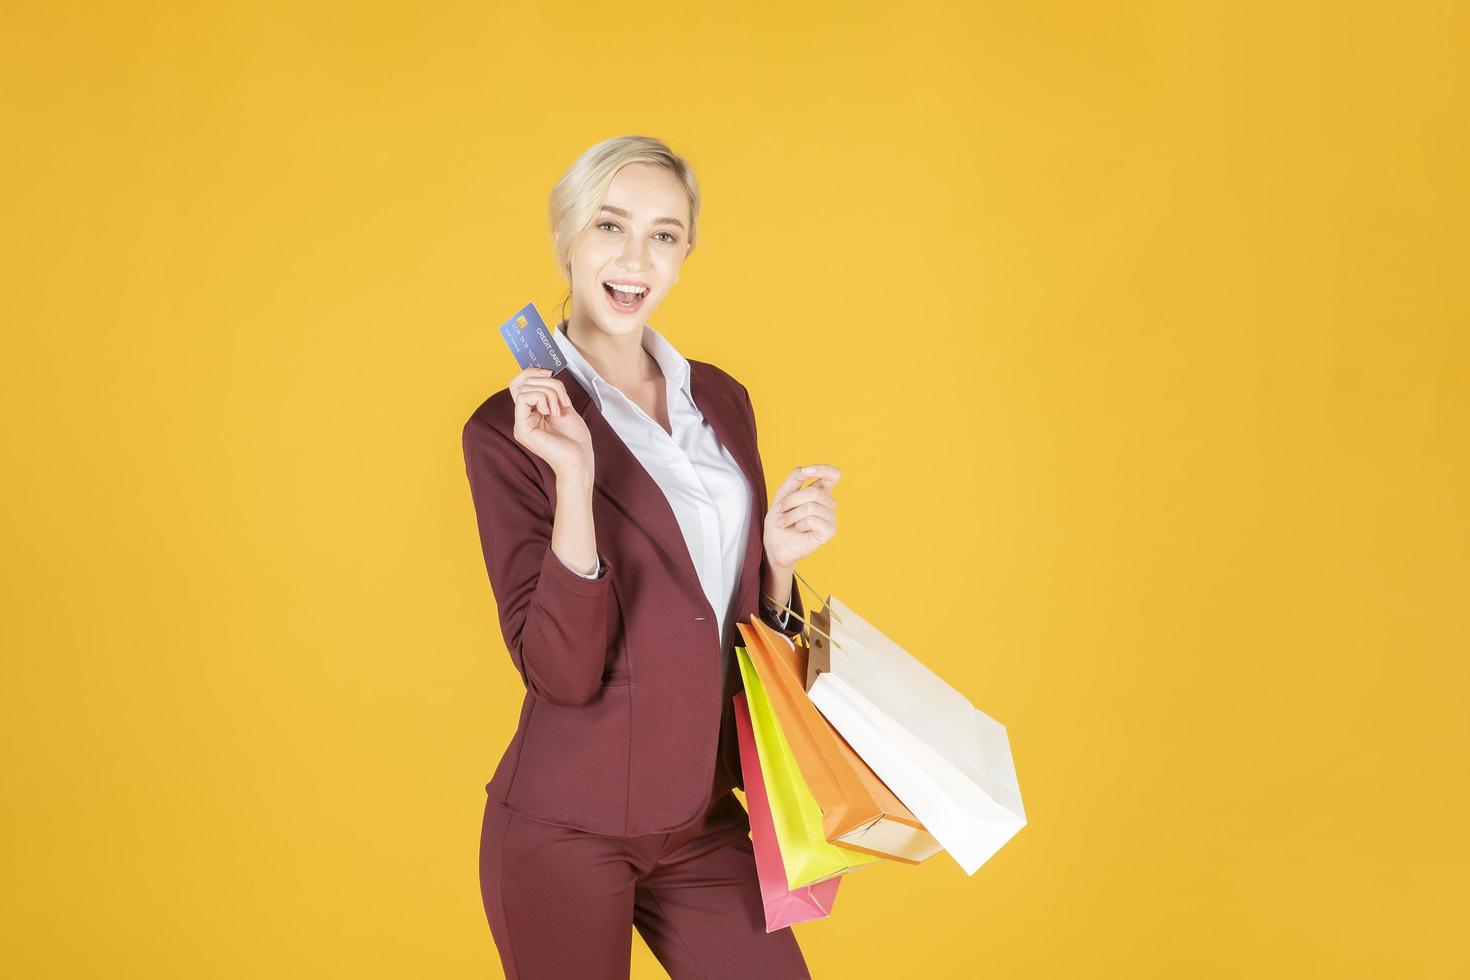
[597,221,620,232]
[654,231,678,243]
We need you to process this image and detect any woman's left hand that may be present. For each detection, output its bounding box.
[763,463,841,571]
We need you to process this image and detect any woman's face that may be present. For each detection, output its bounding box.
[568,162,692,337]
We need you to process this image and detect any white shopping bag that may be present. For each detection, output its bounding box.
[794,579,1027,876]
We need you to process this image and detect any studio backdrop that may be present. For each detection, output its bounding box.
[2,2,1466,978]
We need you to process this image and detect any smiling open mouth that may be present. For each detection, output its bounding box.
[602,280,649,313]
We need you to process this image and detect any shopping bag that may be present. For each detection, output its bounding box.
[734,644,883,889]
[776,571,1027,876]
[737,617,942,865]
[732,690,842,932]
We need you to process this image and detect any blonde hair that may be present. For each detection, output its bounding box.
[548,135,700,322]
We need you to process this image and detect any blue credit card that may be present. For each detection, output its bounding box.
[498,302,568,373]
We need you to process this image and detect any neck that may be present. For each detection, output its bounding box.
[564,307,659,389]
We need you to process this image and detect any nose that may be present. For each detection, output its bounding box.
[616,231,650,270]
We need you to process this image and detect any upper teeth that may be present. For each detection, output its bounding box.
[607,283,646,295]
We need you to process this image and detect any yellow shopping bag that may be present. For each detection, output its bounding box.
[735,644,883,890]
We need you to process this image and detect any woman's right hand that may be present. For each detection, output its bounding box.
[509,367,593,478]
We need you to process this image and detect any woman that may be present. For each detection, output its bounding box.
[462,135,840,979]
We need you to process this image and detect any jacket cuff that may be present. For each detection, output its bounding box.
[553,549,606,581]
[540,543,613,597]
[761,566,805,638]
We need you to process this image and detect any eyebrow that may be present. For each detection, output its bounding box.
[599,204,686,231]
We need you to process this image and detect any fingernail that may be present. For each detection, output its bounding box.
[802,466,816,475]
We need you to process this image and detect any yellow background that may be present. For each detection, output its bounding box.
[3,2,1466,977]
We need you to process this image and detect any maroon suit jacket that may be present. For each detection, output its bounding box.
[462,357,806,837]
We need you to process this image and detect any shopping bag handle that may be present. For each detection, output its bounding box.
[761,567,845,650]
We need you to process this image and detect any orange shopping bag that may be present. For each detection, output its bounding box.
[737,617,942,865]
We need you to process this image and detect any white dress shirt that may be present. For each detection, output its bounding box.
[545,319,789,649]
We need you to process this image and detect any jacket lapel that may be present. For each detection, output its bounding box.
[556,360,762,619]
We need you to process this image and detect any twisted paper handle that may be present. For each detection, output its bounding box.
[760,567,845,649]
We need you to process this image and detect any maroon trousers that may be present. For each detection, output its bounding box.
[479,789,812,979]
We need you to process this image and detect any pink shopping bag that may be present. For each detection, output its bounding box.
[733,690,842,932]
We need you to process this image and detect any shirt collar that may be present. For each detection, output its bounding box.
[550,319,693,414]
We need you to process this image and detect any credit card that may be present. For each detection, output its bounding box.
[498,302,568,373]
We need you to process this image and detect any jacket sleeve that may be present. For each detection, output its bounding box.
[739,382,808,640]
[462,414,613,707]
